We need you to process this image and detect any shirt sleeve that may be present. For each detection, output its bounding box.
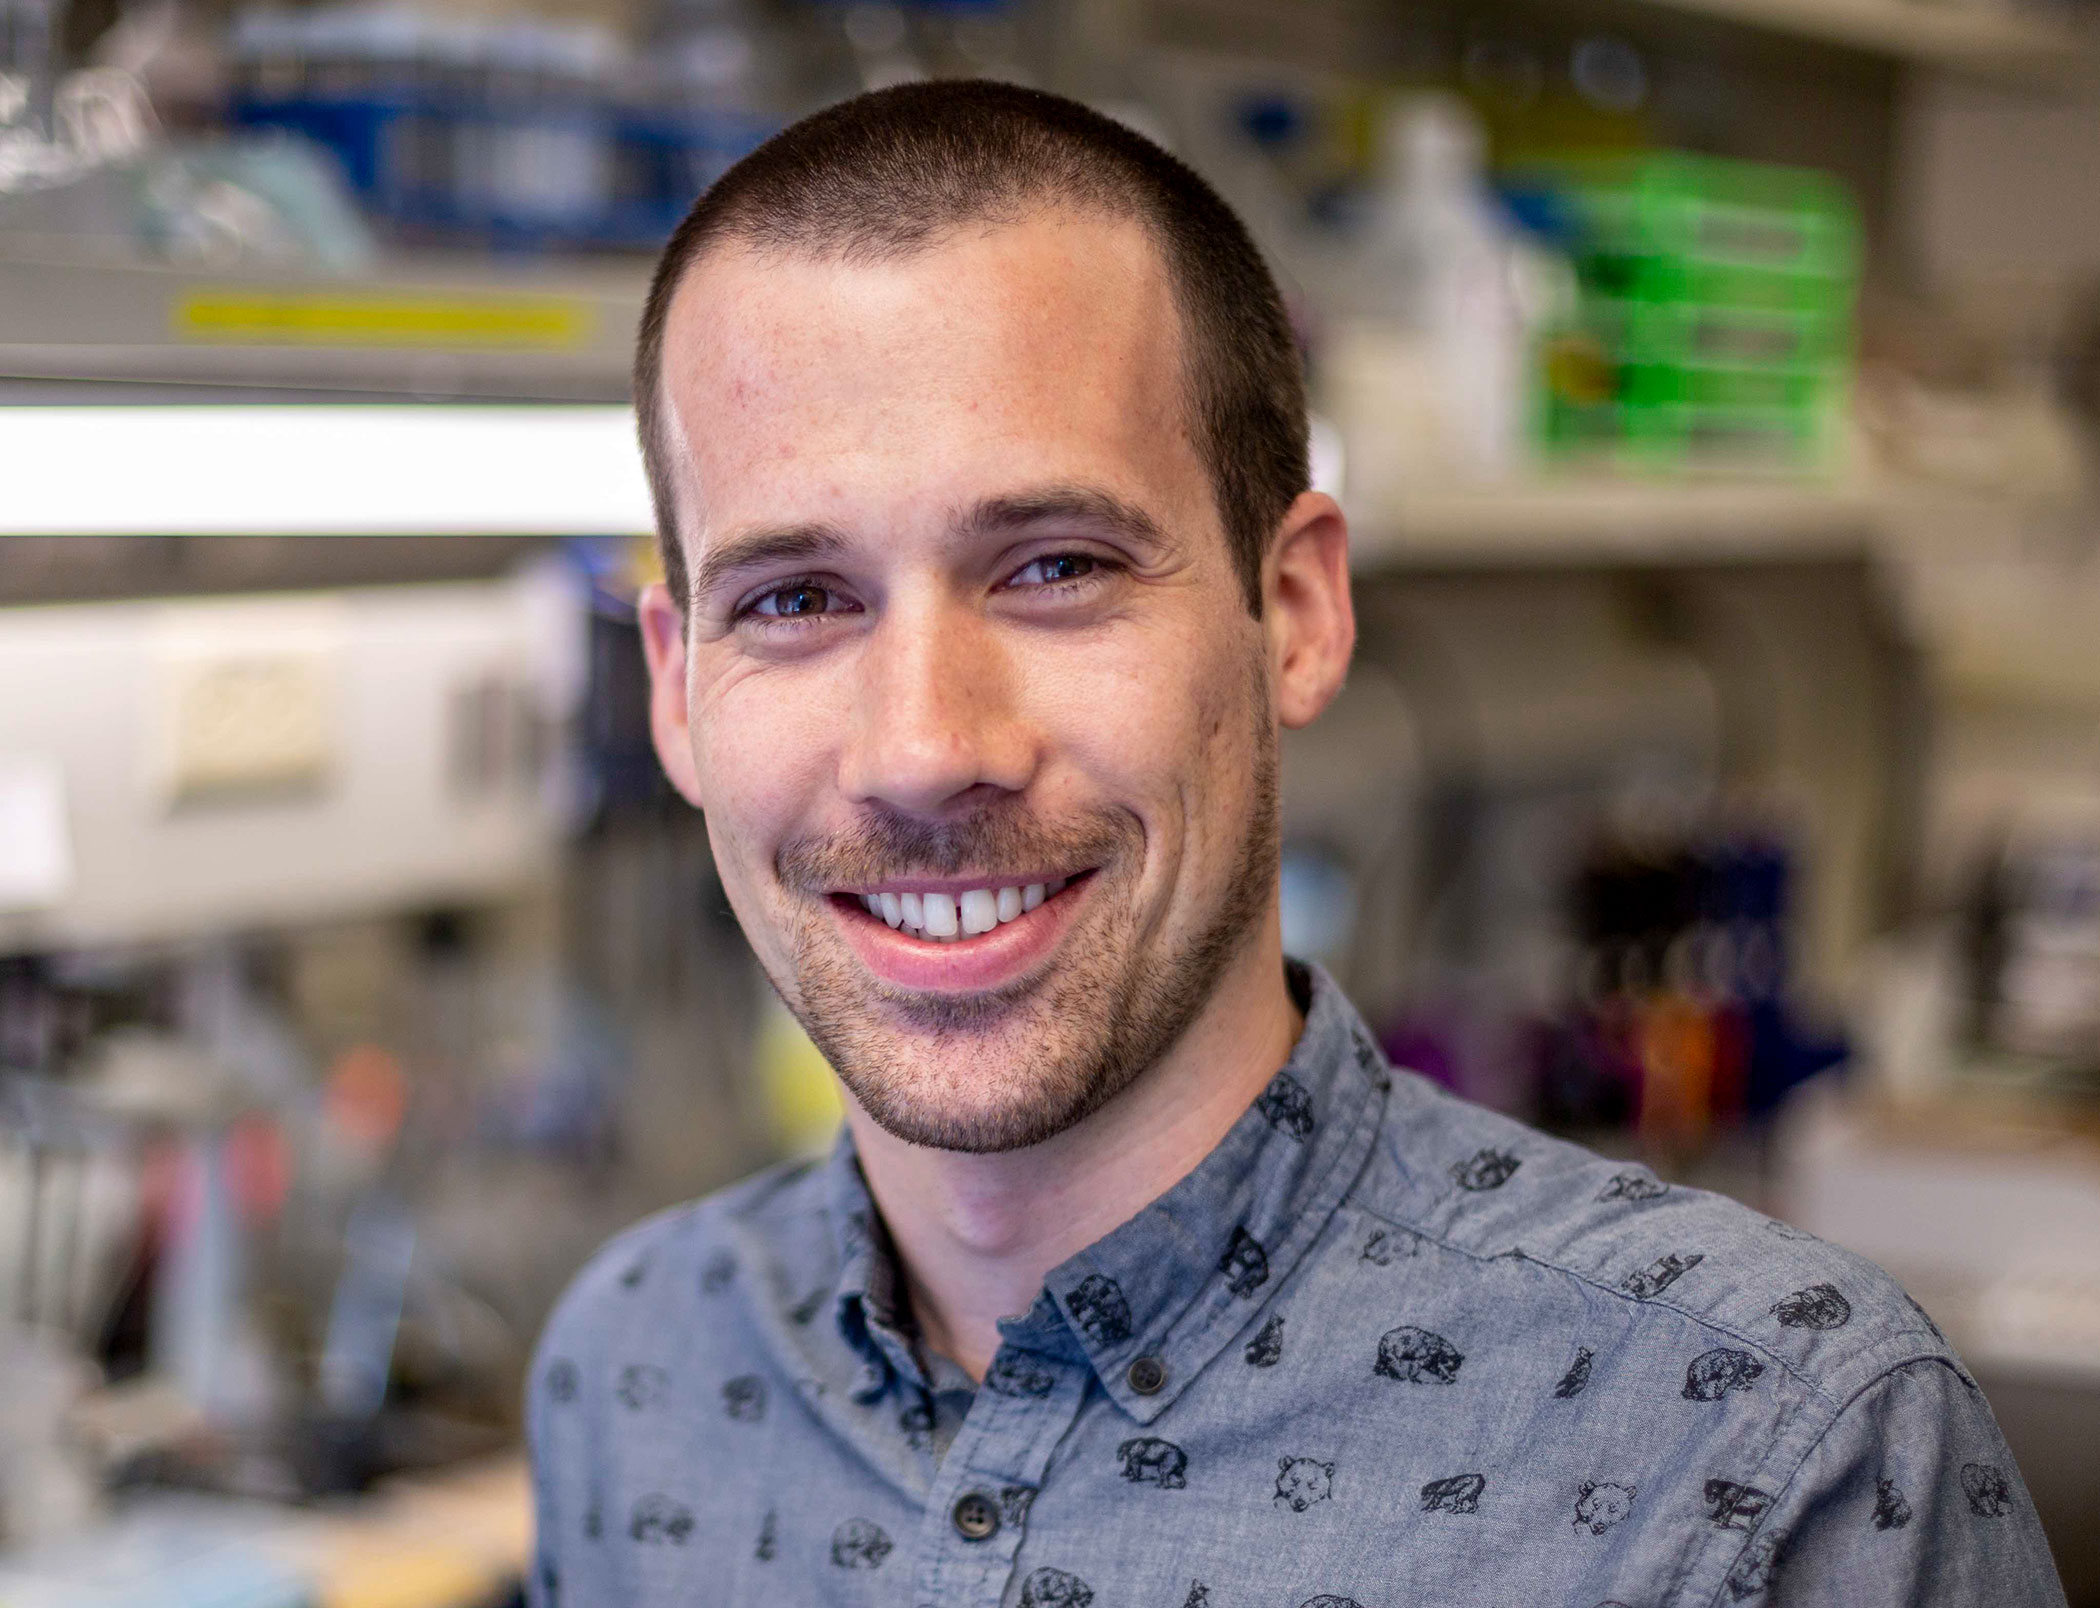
[1714,1357,2068,1608]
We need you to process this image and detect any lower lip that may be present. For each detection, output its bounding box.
[830,877,1091,994]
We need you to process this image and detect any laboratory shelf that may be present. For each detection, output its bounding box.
[1349,475,1879,570]
[1624,0,2091,78]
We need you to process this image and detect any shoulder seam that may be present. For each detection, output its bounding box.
[1686,1355,1955,1608]
[1347,1196,1914,1411]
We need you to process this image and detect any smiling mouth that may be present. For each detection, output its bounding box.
[836,874,1087,943]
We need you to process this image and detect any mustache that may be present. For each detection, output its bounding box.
[776,801,1136,891]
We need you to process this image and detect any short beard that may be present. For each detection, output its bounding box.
[768,675,1281,1154]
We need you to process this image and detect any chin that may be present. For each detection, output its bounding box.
[828,1024,1127,1154]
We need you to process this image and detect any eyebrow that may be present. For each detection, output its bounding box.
[689,522,853,604]
[956,485,1170,553]
[689,484,1172,604]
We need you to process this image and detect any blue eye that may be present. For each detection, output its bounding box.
[1012,554,1098,586]
[750,583,843,618]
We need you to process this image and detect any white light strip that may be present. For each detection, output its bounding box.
[0,405,655,536]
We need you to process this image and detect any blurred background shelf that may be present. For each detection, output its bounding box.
[1351,476,1879,569]
[1628,0,2092,77]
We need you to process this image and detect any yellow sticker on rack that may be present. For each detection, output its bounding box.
[175,289,594,348]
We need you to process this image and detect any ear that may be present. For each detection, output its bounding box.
[1278,1457,1292,1472]
[1261,490,1355,730]
[1321,1462,1335,1476]
[637,581,705,808]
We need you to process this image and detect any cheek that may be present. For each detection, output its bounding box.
[1039,618,1262,855]
[688,661,841,882]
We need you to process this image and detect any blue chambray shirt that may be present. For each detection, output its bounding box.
[528,965,2066,1607]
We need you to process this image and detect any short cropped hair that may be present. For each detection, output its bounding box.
[633,79,1308,617]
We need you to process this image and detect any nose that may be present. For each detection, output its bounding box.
[837,592,1035,816]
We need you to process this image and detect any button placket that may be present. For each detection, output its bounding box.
[911,1353,1085,1608]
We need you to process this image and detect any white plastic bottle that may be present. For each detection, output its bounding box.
[1326,94,1529,512]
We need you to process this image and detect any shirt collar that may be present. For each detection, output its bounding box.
[821,961,1389,1420]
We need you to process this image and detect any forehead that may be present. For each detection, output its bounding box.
[655,208,1209,546]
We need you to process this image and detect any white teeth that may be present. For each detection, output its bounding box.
[875,878,1077,941]
[922,891,960,938]
[959,888,998,935]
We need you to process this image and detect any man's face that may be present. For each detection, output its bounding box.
[642,210,1311,1152]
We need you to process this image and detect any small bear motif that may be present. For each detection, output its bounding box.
[1597,1171,1668,1203]
[1374,1324,1464,1385]
[583,1502,602,1541]
[1703,1479,1774,1531]
[1275,1456,1335,1512]
[1065,1274,1133,1347]
[544,1358,578,1402]
[1961,1462,2014,1518]
[629,1494,693,1545]
[1300,1598,1366,1608]
[1219,1226,1270,1298]
[1352,1037,1391,1090]
[1573,1480,1636,1535]
[1554,1346,1595,1399]
[1684,1348,1766,1401]
[1452,1148,1521,1191]
[1622,1252,1704,1300]
[1256,1072,1316,1139]
[1018,1567,1094,1608]
[614,1363,668,1411]
[618,1255,649,1289]
[1182,1586,1211,1608]
[754,1510,776,1562]
[830,1518,893,1569]
[1117,1436,1189,1489]
[698,1251,735,1294]
[537,1556,559,1607]
[787,1286,827,1326]
[1771,1283,1851,1331]
[1245,1313,1285,1368]
[985,1351,1058,1398]
[721,1374,766,1422]
[1362,1227,1420,1265]
[1765,1218,1813,1242]
[1420,1473,1486,1514]
[1726,1530,1788,1600]
[1873,1477,1913,1530]
[897,1397,935,1452]
[999,1485,1037,1527]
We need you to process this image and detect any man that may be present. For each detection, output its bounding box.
[530,81,2064,1608]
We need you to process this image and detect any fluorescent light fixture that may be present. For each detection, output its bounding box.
[0,405,655,536]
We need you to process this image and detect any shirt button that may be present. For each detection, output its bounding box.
[1126,1354,1167,1395]
[951,1491,1000,1542]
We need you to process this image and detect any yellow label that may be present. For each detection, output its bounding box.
[175,289,593,348]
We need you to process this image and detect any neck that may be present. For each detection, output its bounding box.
[843,916,1301,1381]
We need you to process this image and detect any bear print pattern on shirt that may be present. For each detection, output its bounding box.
[1255,1072,1316,1139]
[1274,1457,1335,1511]
[1374,1325,1464,1384]
[1771,1282,1852,1330]
[1117,1437,1189,1489]
[1065,1275,1133,1348]
[1420,1473,1486,1514]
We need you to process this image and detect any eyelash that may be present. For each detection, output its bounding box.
[732,553,1116,627]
